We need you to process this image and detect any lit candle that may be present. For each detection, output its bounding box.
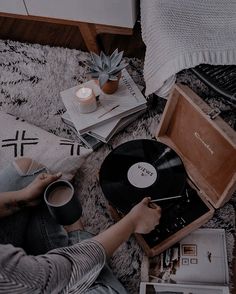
[75,87,97,113]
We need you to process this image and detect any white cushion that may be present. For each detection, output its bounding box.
[0,112,91,179]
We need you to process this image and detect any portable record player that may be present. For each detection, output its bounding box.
[99,84,236,257]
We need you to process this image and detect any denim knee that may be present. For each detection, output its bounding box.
[0,160,47,192]
[25,204,69,255]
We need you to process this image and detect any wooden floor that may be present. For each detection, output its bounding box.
[0,15,235,293]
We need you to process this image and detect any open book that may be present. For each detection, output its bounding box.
[140,229,229,293]
[60,69,147,134]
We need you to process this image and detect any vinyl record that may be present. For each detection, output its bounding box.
[99,139,186,214]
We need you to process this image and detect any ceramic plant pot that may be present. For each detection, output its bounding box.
[98,72,121,95]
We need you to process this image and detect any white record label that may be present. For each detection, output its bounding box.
[127,162,157,188]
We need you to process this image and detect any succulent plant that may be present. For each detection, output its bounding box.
[86,49,128,88]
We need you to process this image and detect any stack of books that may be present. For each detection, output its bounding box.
[60,69,147,149]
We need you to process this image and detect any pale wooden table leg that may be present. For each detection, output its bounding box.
[78,22,101,54]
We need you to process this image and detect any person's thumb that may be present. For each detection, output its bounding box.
[52,172,62,180]
[55,172,62,178]
[46,172,62,183]
[141,196,151,205]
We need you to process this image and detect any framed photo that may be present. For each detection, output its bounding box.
[190,258,198,264]
[182,258,189,265]
[181,244,197,256]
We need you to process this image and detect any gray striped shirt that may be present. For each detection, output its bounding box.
[0,239,106,293]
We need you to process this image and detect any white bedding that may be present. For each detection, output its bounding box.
[140,0,236,98]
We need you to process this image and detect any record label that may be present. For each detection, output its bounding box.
[127,162,157,188]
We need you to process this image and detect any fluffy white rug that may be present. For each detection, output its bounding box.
[0,39,235,293]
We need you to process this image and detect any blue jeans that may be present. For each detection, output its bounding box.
[0,161,69,253]
[0,161,127,294]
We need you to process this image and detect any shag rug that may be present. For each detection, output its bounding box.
[0,39,235,294]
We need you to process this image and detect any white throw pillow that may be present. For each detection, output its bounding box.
[0,112,91,179]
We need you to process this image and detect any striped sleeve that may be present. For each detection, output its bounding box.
[0,239,106,293]
[0,244,71,293]
[48,239,106,293]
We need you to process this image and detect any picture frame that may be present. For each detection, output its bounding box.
[190,258,198,264]
[182,258,189,265]
[181,244,197,256]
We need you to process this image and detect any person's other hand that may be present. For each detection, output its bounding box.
[126,197,161,234]
[22,172,62,206]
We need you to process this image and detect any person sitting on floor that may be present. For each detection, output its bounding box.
[0,157,161,293]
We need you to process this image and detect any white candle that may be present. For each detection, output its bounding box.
[75,87,97,113]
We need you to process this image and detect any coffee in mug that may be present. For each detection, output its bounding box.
[44,180,82,225]
[47,186,72,206]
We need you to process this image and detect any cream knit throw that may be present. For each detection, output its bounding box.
[141,0,236,98]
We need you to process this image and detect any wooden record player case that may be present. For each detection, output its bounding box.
[133,84,236,257]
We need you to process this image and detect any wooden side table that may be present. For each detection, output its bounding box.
[0,0,138,53]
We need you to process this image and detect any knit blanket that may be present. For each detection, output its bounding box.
[141,0,236,98]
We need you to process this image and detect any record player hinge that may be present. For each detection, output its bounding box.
[207,108,221,120]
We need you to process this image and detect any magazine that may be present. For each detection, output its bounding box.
[141,229,229,291]
[60,69,147,134]
[76,132,103,150]
[61,114,103,150]
[139,282,230,294]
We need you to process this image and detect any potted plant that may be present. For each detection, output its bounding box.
[86,49,128,94]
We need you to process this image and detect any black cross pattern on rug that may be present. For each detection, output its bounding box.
[60,139,80,156]
[1,130,39,157]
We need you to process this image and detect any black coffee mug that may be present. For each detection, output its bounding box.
[44,180,82,225]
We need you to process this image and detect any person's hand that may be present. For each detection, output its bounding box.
[22,172,62,206]
[126,197,161,234]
